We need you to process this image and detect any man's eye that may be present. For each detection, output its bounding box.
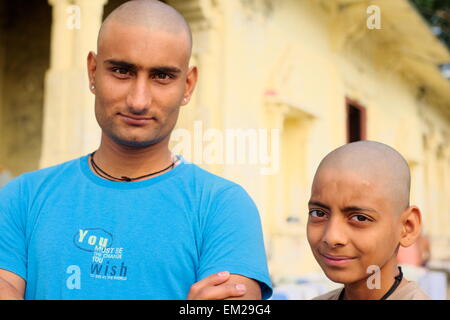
[112,68,130,76]
[350,215,370,222]
[309,210,326,218]
[153,73,171,80]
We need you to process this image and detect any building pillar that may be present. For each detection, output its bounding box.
[438,144,450,245]
[423,129,448,260]
[74,0,107,156]
[40,0,106,168]
[443,145,450,258]
[430,137,439,241]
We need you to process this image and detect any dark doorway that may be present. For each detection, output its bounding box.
[346,98,367,143]
[0,0,51,176]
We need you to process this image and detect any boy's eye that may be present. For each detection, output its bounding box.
[350,215,371,222]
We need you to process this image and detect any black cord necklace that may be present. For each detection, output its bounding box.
[89,151,178,182]
[338,266,403,300]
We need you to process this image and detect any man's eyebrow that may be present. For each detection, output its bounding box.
[104,59,136,70]
[308,201,331,211]
[104,60,182,74]
[149,66,182,74]
[308,201,378,214]
[341,206,378,214]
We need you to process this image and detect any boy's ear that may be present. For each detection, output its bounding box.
[399,205,422,248]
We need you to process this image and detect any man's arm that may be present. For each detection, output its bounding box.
[187,271,261,300]
[0,269,25,300]
[193,184,272,300]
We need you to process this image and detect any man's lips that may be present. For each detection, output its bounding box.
[118,113,156,126]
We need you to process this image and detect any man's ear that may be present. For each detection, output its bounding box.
[399,205,422,248]
[87,51,97,93]
[181,65,198,106]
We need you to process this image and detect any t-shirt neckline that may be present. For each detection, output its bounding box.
[79,153,187,189]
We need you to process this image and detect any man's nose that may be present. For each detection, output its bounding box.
[322,216,348,248]
[126,75,152,114]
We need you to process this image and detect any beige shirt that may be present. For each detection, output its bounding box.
[312,281,431,300]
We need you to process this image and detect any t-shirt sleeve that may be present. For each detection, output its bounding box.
[0,176,28,281]
[197,184,273,299]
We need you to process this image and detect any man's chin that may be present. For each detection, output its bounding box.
[110,134,163,149]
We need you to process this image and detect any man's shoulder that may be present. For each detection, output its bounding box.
[181,160,244,194]
[21,156,82,181]
[3,156,84,193]
[0,156,84,212]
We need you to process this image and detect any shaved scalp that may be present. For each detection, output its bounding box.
[314,141,411,212]
[98,0,192,55]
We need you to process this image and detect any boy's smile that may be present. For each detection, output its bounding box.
[319,252,358,267]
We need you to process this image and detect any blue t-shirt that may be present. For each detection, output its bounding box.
[0,155,272,299]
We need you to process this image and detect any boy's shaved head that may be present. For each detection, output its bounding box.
[98,0,192,55]
[314,140,411,213]
[307,141,422,291]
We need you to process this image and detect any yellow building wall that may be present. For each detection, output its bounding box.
[172,0,450,282]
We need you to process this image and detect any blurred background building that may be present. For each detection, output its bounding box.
[0,0,449,299]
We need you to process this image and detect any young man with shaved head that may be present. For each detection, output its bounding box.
[0,0,272,300]
[308,141,430,300]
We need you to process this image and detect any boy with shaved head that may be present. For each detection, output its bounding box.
[308,141,430,300]
[0,0,272,300]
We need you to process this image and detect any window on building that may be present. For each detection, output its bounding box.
[346,98,367,143]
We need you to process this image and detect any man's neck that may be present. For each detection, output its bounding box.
[90,134,174,181]
[342,258,406,300]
